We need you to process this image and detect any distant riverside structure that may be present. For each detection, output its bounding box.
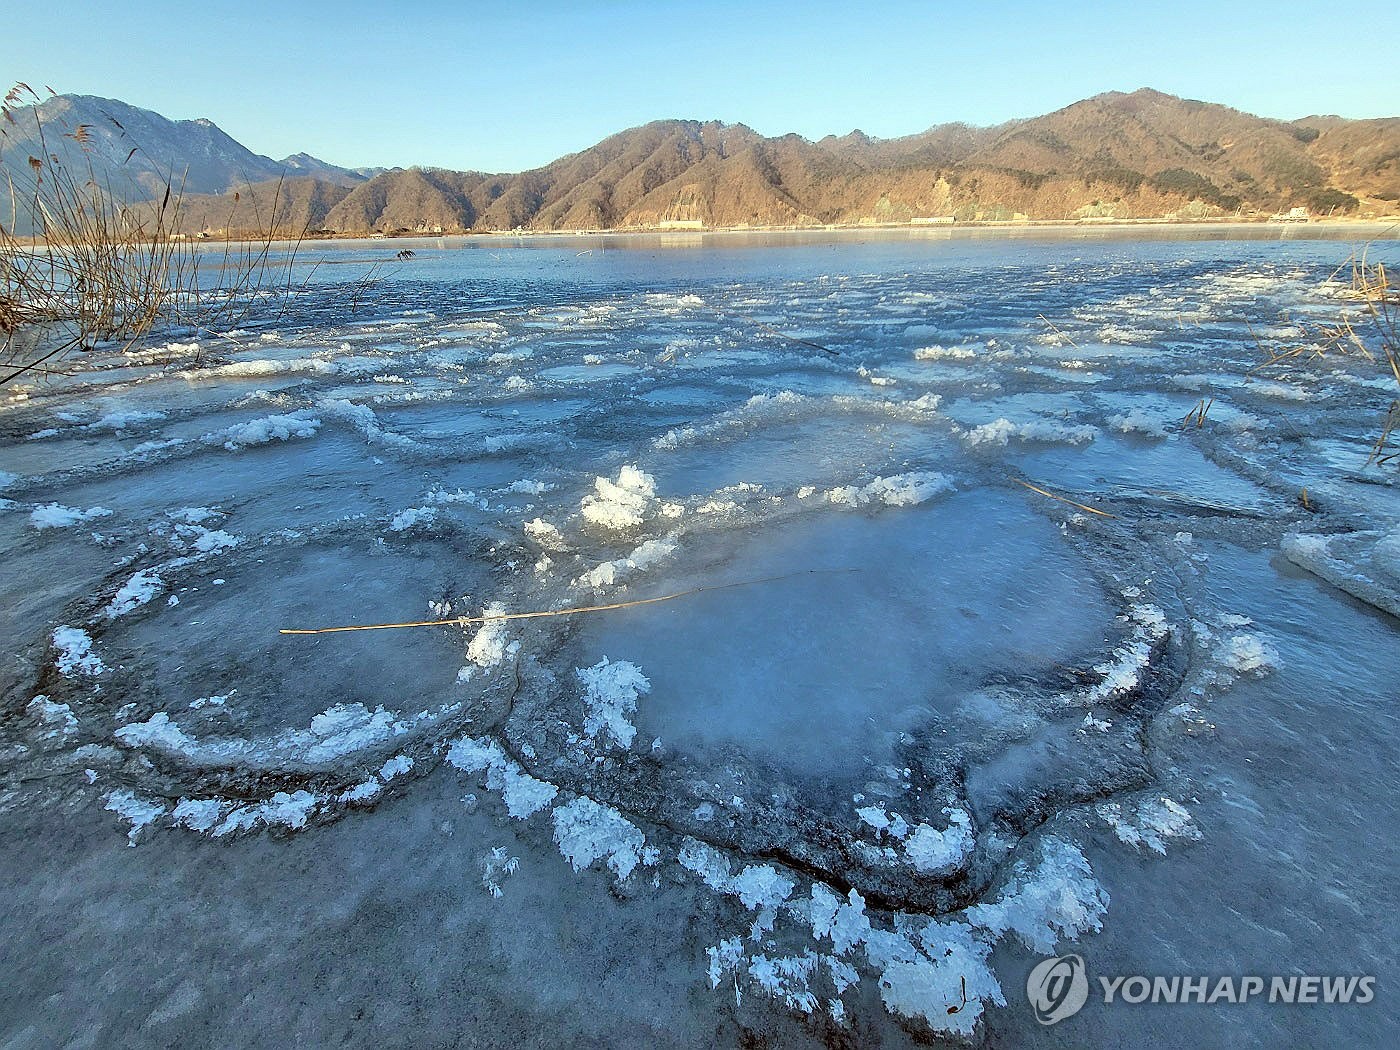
[658,218,705,230]
[910,216,956,225]
[1269,207,1311,223]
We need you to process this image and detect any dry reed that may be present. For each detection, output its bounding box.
[280,569,858,636]
[1,83,315,385]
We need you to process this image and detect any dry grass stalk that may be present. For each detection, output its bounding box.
[748,319,840,356]
[1037,313,1080,350]
[1012,477,1117,518]
[1183,397,1214,427]
[1242,243,1399,466]
[279,568,858,636]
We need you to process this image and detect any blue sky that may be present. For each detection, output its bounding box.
[4,1,1397,172]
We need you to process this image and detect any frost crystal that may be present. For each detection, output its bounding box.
[104,790,167,846]
[379,754,414,781]
[551,797,647,880]
[577,657,650,748]
[1098,797,1201,854]
[965,836,1108,953]
[212,791,318,836]
[903,808,974,874]
[446,736,557,818]
[171,798,226,832]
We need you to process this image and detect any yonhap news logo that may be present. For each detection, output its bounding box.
[1027,955,1375,1025]
[1027,955,1090,1025]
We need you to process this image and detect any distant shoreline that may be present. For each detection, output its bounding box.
[19,217,1396,251]
[285,218,1400,248]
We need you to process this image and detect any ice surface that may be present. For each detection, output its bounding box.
[1282,529,1400,618]
[98,538,494,736]
[5,234,1399,1047]
[578,489,1115,775]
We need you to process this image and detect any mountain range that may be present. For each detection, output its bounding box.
[3,89,1398,236]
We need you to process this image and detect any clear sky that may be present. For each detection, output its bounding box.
[4,0,1397,173]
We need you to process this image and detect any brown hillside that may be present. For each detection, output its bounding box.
[163,89,1400,234]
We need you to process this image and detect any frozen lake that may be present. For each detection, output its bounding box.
[1,228,1397,1046]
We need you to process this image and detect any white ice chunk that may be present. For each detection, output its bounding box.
[210,411,321,451]
[52,626,105,676]
[171,798,226,832]
[379,754,414,781]
[580,465,667,531]
[748,953,820,1014]
[464,604,516,671]
[551,796,647,881]
[30,503,112,530]
[523,517,569,551]
[388,505,437,532]
[1218,633,1280,674]
[576,657,650,748]
[576,538,676,590]
[965,837,1108,954]
[826,472,955,509]
[964,418,1098,447]
[729,865,797,910]
[868,920,1004,1037]
[104,790,167,846]
[903,808,974,874]
[105,569,163,619]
